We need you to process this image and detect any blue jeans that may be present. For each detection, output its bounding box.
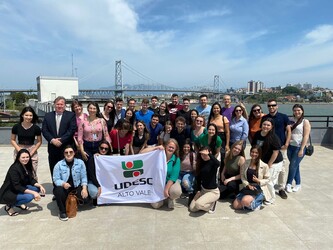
[15,185,40,206]
[88,181,99,199]
[236,185,264,211]
[287,145,305,185]
[178,171,195,193]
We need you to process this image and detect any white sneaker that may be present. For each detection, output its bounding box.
[264,200,274,205]
[167,198,175,209]
[208,201,217,214]
[285,184,293,193]
[293,185,301,192]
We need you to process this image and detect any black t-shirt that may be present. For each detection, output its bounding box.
[252,131,283,164]
[198,154,219,189]
[133,134,146,148]
[176,109,191,126]
[12,123,41,145]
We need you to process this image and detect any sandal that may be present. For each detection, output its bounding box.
[16,204,30,210]
[4,205,19,216]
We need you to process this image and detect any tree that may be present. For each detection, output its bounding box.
[10,92,27,104]
[282,86,302,96]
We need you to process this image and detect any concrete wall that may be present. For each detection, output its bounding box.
[37,76,79,103]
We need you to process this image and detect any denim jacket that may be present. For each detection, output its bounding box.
[53,158,88,187]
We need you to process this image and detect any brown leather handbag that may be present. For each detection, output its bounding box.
[66,191,79,218]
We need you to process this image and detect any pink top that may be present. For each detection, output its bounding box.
[78,118,110,144]
[110,129,133,149]
[75,113,88,138]
[181,153,197,172]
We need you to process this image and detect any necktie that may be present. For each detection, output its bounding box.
[56,114,61,135]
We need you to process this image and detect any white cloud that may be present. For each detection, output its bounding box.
[305,25,333,44]
[179,9,231,23]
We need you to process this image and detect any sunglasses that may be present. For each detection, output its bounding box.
[64,151,74,155]
[196,120,204,123]
[107,106,113,109]
[267,104,277,107]
[235,109,242,112]
[253,109,261,112]
[99,147,109,151]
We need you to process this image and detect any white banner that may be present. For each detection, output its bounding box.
[95,150,167,204]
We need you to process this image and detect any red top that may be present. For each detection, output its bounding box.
[109,129,133,149]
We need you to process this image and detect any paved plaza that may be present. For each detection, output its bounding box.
[1,145,333,250]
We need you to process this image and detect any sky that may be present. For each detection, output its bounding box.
[1,0,333,90]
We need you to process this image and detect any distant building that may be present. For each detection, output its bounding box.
[36,76,79,103]
[303,83,313,90]
[247,80,264,94]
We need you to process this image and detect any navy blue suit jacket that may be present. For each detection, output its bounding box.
[42,110,77,153]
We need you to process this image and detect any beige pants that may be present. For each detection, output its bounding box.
[151,182,182,209]
[14,144,38,181]
[190,187,220,212]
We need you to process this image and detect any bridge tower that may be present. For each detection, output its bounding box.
[114,60,123,98]
[213,75,220,102]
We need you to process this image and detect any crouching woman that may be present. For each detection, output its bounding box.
[0,149,45,216]
[233,145,271,211]
[53,145,89,221]
[189,148,220,214]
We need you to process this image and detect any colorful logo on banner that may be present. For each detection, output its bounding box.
[122,160,144,178]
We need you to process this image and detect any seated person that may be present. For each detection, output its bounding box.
[178,139,196,195]
[53,145,88,221]
[0,149,45,216]
[233,145,270,211]
[87,140,112,206]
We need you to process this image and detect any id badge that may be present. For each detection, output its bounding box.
[92,133,97,140]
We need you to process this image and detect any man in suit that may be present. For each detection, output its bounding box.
[42,96,77,185]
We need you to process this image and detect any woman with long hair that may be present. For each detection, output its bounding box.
[229,104,249,148]
[0,149,45,216]
[179,139,197,195]
[190,115,207,151]
[141,139,182,209]
[208,102,230,156]
[78,102,111,161]
[189,147,220,213]
[87,140,112,206]
[158,120,173,145]
[252,118,283,205]
[198,123,221,159]
[101,100,115,132]
[131,120,150,154]
[53,145,88,221]
[233,145,271,211]
[157,101,170,126]
[219,141,245,199]
[110,120,133,155]
[11,107,42,180]
[248,104,265,144]
[286,104,311,193]
[71,100,87,151]
[124,108,136,130]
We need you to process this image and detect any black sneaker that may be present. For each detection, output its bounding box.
[208,201,217,214]
[279,190,288,199]
[59,213,68,221]
[92,199,97,207]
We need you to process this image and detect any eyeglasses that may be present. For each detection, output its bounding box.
[64,151,74,155]
[267,104,277,107]
[253,109,261,112]
[235,109,242,112]
[99,147,109,151]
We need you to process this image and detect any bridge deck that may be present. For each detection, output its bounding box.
[0,145,332,249]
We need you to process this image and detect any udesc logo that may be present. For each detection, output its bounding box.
[122,160,144,178]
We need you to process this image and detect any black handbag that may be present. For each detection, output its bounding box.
[305,135,314,156]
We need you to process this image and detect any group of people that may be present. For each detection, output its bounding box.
[0,94,311,220]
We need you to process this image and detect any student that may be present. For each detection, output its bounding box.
[189,148,220,213]
[135,99,154,127]
[131,120,150,154]
[159,121,173,145]
[110,120,133,155]
[170,116,190,151]
[195,94,211,123]
[11,107,42,180]
[147,114,163,146]
[141,139,182,209]
[177,97,192,126]
[168,93,183,125]
[148,96,159,113]
[221,95,234,122]
[0,149,46,216]
[286,104,311,193]
[233,145,270,211]
[248,104,265,144]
